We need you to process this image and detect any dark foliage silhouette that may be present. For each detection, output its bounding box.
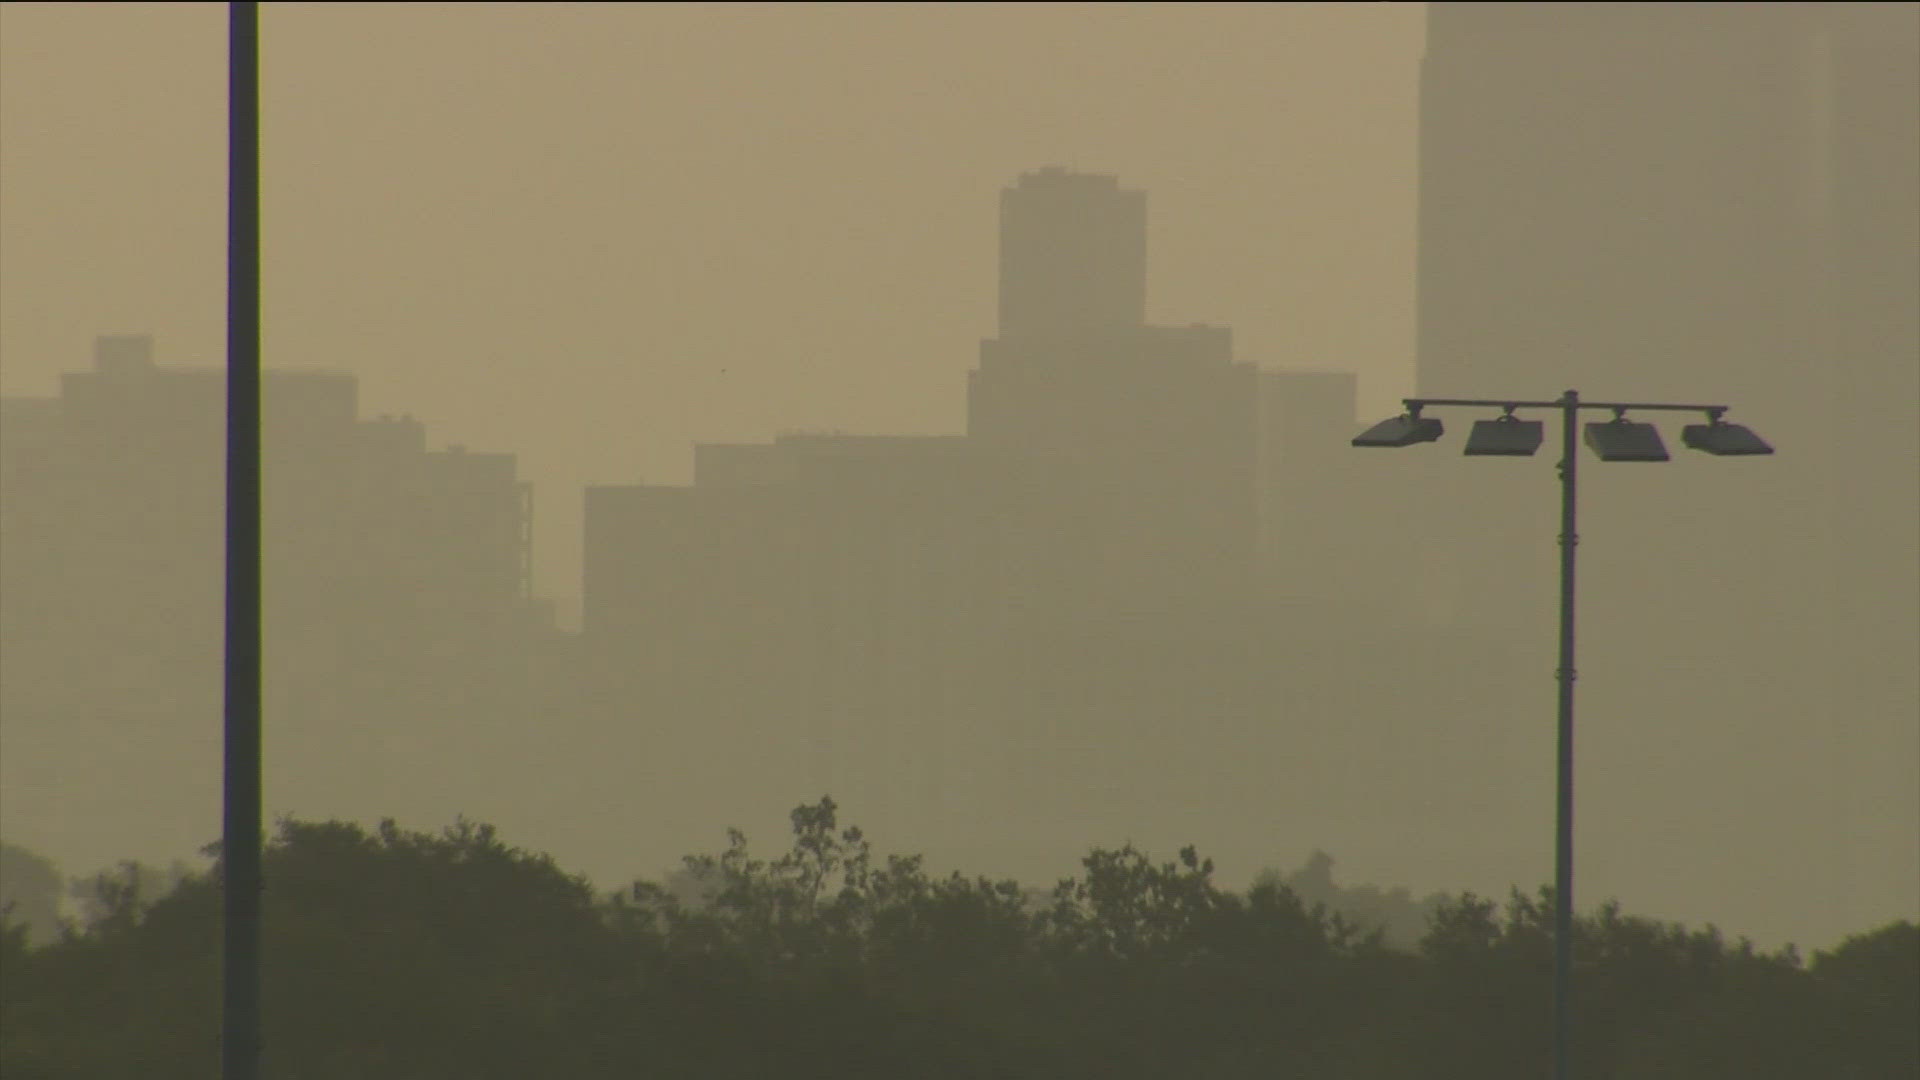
[2,800,1913,1079]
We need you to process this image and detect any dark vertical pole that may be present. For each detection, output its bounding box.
[224,3,262,1079]
[1553,389,1578,1080]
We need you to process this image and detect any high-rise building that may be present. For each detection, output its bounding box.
[1415,2,1918,928]
[585,169,1312,869]
[972,169,1260,628]
[996,166,1147,342]
[1418,2,1888,407]
[0,335,547,872]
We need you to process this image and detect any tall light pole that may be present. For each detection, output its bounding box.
[1353,390,1772,1080]
[224,3,262,1078]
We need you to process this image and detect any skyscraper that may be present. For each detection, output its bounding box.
[996,166,1148,342]
[969,168,1258,627]
[1415,2,1918,930]
[1418,3,1917,495]
[583,169,1307,870]
[0,335,547,876]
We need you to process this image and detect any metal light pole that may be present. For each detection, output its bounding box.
[224,3,262,1078]
[1352,390,1771,1080]
[1551,389,1577,1080]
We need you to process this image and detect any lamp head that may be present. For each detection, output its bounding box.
[1353,414,1444,448]
[1682,416,1774,455]
[1584,416,1669,462]
[1464,410,1544,456]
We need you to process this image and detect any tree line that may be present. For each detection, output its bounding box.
[3,798,1914,1079]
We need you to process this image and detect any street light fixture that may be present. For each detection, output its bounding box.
[1352,411,1445,447]
[1584,413,1670,462]
[1683,416,1775,456]
[1464,409,1544,457]
[1350,389,1771,1080]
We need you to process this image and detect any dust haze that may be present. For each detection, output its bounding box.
[2,0,1915,960]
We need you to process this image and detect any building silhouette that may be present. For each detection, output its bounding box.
[3,166,1561,890]
[0,335,550,868]
[1417,3,1917,669]
[1414,2,1918,905]
[996,167,1147,342]
[580,168,1534,867]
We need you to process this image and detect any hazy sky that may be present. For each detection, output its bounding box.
[0,2,1425,613]
[10,3,1910,956]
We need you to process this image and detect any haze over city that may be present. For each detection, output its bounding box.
[2,0,1915,981]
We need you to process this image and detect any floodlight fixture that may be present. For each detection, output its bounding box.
[1464,409,1544,456]
[1352,413,1444,448]
[1682,416,1774,456]
[1584,414,1669,462]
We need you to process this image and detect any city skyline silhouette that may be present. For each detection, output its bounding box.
[1,2,1915,966]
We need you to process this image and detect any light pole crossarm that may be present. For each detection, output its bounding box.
[1405,396,1731,415]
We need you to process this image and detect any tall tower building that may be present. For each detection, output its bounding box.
[1418,2,1916,493]
[1415,2,1918,939]
[967,168,1258,623]
[1420,3,1840,404]
[996,166,1148,342]
[970,167,1249,464]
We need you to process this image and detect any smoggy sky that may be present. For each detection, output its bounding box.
[0,2,1425,617]
[6,4,1913,954]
